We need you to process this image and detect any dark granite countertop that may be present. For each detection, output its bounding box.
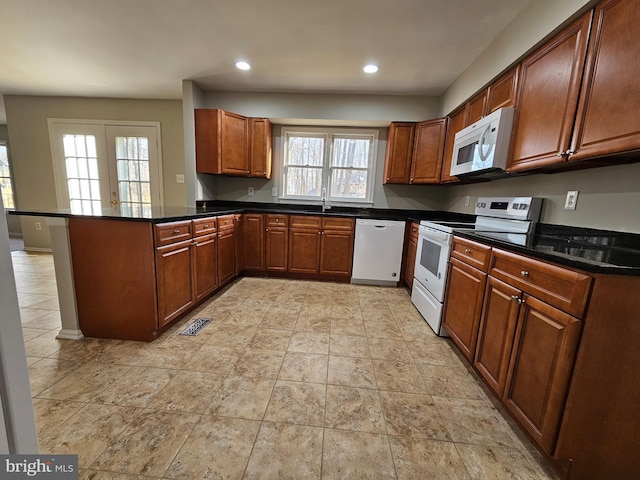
[456,224,640,276]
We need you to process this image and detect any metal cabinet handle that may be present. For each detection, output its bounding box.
[265,228,269,232]
[520,271,529,277]
[465,248,471,254]
[173,229,180,234]
[511,295,525,304]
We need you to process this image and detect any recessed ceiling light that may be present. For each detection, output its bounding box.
[235,61,251,71]
[363,64,379,74]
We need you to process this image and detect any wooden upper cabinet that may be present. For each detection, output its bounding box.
[508,12,592,172]
[486,65,520,114]
[441,107,465,183]
[383,122,415,184]
[249,118,272,178]
[195,109,249,175]
[570,0,640,162]
[466,91,487,126]
[409,118,447,184]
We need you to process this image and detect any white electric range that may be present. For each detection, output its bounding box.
[411,197,543,336]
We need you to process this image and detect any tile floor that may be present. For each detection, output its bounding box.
[12,250,560,479]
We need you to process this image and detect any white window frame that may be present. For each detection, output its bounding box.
[0,141,16,210]
[281,126,378,205]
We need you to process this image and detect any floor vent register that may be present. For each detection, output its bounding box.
[179,317,213,336]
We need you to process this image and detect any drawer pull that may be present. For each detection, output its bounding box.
[511,295,525,304]
[203,224,208,229]
[464,248,471,254]
[520,270,529,277]
[173,229,180,234]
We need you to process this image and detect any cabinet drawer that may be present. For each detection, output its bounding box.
[322,217,355,231]
[266,214,288,228]
[192,217,217,237]
[451,237,491,272]
[290,215,322,229]
[489,249,592,317]
[217,214,235,231]
[154,221,192,247]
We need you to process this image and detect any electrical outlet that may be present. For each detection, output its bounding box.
[464,196,470,207]
[176,174,185,184]
[565,190,579,210]
[248,187,254,196]
[35,222,42,231]
[272,186,278,197]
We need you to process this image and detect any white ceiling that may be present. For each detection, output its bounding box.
[0,0,533,124]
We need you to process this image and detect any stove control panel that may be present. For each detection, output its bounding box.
[475,197,543,222]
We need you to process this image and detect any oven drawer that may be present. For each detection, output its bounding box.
[451,236,491,272]
[489,248,592,317]
[411,280,447,337]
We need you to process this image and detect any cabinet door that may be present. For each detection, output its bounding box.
[466,91,487,125]
[402,223,419,290]
[217,229,236,286]
[474,276,521,396]
[503,295,582,454]
[220,110,249,176]
[234,214,244,275]
[156,239,194,327]
[508,12,591,172]
[289,228,321,273]
[243,214,265,271]
[409,118,447,184]
[383,122,415,184]
[442,258,487,362]
[319,229,354,276]
[250,118,272,178]
[195,109,221,174]
[570,0,640,161]
[266,227,289,272]
[486,65,520,114]
[441,108,465,183]
[192,234,218,303]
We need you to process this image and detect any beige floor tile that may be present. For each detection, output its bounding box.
[230,347,284,378]
[328,355,377,389]
[364,320,403,339]
[295,314,331,332]
[244,422,323,480]
[79,470,156,479]
[39,403,141,468]
[18,293,57,309]
[330,317,367,336]
[24,330,63,357]
[288,331,330,354]
[91,409,199,476]
[322,429,396,480]
[325,385,386,434]
[206,375,275,420]
[329,333,371,358]
[247,327,292,351]
[269,300,303,315]
[264,380,326,426]
[164,415,260,479]
[372,359,429,394]
[361,307,396,323]
[368,337,414,362]
[32,398,86,438]
[406,338,464,367]
[260,312,298,330]
[389,436,471,480]
[417,363,488,400]
[331,304,362,318]
[28,357,81,396]
[144,370,224,412]
[433,396,522,448]
[19,307,59,324]
[299,303,332,318]
[278,352,328,383]
[22,310,62,331]
[21,327,50,341]
[48,337,118,363]
[379,391,451,440]
[205,325,257,348]
[456,443,553,480]
[38,362,131,402]
[187,344,241,376]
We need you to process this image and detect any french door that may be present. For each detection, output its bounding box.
[49,120,163,217]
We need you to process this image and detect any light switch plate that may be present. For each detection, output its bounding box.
[248,187,255,196]
[176,174,185,184]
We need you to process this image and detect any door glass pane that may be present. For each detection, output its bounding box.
[115,136,153,215]
[419,238,442,276]
[62,134,101,214]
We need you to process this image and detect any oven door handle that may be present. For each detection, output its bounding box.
[418,226,450,244]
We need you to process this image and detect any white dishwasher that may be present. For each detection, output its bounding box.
[351,219,406,286]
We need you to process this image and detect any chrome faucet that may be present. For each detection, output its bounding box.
[321,187,331,213]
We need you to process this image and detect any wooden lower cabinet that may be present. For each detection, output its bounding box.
[289,227,321,273]
[503,295,581,455]
[155,239,194,328]
[217,226,236,286]
[442,257,487,362]
[192,233,218,303]
[319,228,353,276]
[266,227,288,271]
[234,214,244,275]
[243,213,265,271]
[402,222,419,290]
[474,276,521,395]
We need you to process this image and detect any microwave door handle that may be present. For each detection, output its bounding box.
[478,124,492,162]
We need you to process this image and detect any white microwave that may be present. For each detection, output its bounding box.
[450,107,515,176]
